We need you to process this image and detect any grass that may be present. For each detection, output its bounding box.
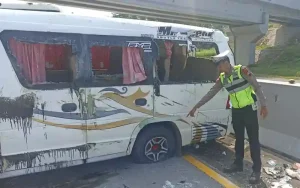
[192,44,300,79]
[195,48,217,58]
[256,44,271,51]
[250,44,300,79]
[268,22,281,29]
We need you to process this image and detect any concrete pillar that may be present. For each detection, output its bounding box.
[230,13,269,65]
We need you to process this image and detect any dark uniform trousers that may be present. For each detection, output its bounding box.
[232,105,262,173]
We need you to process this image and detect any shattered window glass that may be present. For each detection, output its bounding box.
[90,45,147,85]
[0,30,82,89]
[8,38,74,84]
[84,35,158,87]
[1,31,158,89]
[156,40,219,84]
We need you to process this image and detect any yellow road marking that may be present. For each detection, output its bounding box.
[183,155,239,188]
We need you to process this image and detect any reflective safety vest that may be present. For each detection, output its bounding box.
[219,65,255,109]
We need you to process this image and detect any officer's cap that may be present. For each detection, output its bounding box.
[212,50,231,66]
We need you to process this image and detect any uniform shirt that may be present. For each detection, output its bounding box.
[195,66,266,108]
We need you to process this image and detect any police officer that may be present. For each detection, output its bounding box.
[187,50,268,184]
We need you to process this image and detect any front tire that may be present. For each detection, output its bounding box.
[132,126,176,164]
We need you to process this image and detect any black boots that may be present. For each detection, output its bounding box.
[248,172,261,184]
[223,163,243,173]
[223,163,261,184]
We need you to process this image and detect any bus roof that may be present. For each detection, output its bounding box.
[0,1,228,42]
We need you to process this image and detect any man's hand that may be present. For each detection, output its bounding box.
[260,106,268,119]
[187,107,198,117]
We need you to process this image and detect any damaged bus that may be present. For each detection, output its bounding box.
[0,2,234,178]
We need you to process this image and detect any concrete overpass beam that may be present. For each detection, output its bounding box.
[230,14,269,66]
[29,0,265,25]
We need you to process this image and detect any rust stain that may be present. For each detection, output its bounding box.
[2,143,96,172]
[0,93,35,142]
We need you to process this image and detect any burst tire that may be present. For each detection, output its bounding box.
[132,126,176,164]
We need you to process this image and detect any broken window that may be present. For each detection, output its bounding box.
[82,34,157,87]
[8,38,73,84]
[1,31,80,89]
[8,38,74,85]
[90,45,148,86]
[1,31,157,89]
[156,40,219,84]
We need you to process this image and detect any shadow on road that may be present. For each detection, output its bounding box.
[183,141,268,188]
[0,157,130,188]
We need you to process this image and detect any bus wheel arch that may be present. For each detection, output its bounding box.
[130,121,182,164]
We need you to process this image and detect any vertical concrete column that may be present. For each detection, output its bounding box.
[230,13,269,65]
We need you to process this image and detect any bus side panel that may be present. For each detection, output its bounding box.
[0,32,87,176]
[85,85,154,160]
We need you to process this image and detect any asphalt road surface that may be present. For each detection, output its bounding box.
[1,140,299,188]
[0,154,222,188]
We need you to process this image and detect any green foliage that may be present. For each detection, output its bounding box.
[250,45,300,78]
[256,44,271,51]
[195,48,217,58]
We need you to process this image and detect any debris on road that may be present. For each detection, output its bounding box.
[263,158,295,187]
[268,159,277,166]
[163,181,175,188]
[222,151,226,156]
[162,180,193,188]
[267,169,293,188]
[271,177,293,188]
[286,168,300,180]
[190,136,300,188]
[263,166,285,179]
[284,164,291,169]
[263,158,300,187]
[292,163,300,170]
[177,182,193,188]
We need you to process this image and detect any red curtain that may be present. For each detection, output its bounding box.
[9,38,71,84]
[164,41,173,59]
[44,44,70,70]
[122,47,147,84]
[9,38,46,84]
[91,46,110,70]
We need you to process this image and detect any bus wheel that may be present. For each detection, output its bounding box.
[132,126,175,164]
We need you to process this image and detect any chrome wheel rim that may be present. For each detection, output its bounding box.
[144,137,168,162]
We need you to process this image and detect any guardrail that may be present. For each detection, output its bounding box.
[257,79,300,159]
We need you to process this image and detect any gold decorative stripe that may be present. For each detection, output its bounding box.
[32,117,146,130]
[102,88,154,116]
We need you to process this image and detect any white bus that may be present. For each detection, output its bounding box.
[0,2,234,178]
